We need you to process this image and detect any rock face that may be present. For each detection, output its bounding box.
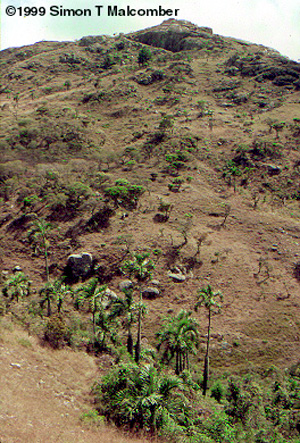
[67,253,93,279]
[127,19,215,53]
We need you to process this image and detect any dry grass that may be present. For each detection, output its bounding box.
[0,318,155,443]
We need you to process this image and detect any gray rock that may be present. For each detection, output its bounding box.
[142,287,160,299]
[67,252,93,279]
[168,272,186,282]
[119,280,133,291]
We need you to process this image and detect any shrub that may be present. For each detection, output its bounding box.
[168,176,185,192]
[159,115,174,133]
[43,315,72,349]
[104,180,145,210]
[211,380,226,402]
[165,150,189,172]
[138,47,152,66]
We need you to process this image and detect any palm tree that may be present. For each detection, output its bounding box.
[94,305,119,351]
[39,278,72,316]
[156,310,200,375]
[108,289,139,356]
[74,277,107,336]
[122,252,155,363]
[195,285,223,396]
[28,214,51,282]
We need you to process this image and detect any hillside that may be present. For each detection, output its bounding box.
[0,19,300,442]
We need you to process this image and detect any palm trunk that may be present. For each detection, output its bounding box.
[92,311,96,336]
[127,325,133,355]
[203,308,211,396]
[45,245,49,283]
[135,290,142,364]
[175,352,179,375]
[47,295,51,317]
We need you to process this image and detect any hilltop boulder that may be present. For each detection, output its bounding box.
[127,19,215,53]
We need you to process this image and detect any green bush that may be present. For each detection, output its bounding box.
[2,272,31,303]
[210,380,226,402]
[138,47,152,66]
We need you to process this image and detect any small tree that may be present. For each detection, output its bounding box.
[194,233,208,259]
[195,285,223,396]
[157,199,173,221]
[104,180,145,210]
[64,80,71,90]
[220,204,231,228]
[272,121,285,140]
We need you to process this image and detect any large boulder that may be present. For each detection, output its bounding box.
[67,252,93,279]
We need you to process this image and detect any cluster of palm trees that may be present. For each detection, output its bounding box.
[1,249,223,395]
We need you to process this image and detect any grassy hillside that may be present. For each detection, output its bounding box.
[0,19,300,442]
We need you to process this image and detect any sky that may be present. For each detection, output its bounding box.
[1,0,299,61]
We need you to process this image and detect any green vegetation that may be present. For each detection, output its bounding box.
[93,360,300,442]
[104,179,145,210]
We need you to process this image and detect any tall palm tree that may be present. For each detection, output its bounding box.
[122,252,155,363]
[195,285,223,396]
[156,310,200,375]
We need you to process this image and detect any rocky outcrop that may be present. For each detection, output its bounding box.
[127,19,216,53]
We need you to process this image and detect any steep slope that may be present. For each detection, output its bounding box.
[0,21,300,441]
